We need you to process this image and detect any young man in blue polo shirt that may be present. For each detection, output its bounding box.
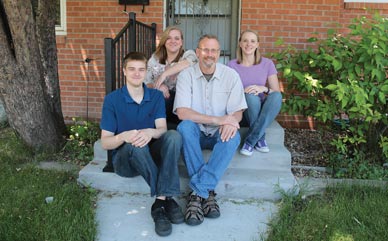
[100,52,183,237]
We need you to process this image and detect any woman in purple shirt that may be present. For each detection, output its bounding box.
[228,30,282,156]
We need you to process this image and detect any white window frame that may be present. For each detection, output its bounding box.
[55,0,67,35]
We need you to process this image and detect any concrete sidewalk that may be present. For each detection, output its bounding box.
[78,121,297,241]
[96,192,278,241]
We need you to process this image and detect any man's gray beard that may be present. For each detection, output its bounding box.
[203,60,215,69]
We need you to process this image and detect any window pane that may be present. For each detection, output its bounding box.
[55,0,61,26]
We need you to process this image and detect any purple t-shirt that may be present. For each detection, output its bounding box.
[227,57,277,88]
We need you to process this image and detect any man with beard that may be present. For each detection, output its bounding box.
[173,35,247,226]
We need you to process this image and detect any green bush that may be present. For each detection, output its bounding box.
[61,117,100,166]
[272,13,388,179]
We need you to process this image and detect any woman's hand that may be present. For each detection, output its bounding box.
[244,85,267,95]
[158,84,170,99]
[154,74,165,89]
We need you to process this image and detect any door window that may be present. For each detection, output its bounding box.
[166,0,239,63]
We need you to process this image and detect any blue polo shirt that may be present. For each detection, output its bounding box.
[100,84,166,135]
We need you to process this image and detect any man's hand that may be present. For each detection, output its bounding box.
[120,130,139,143]
[219,124,238,142]
[121,129,152,148]
[131,129,153,148]
[218,115,240,129]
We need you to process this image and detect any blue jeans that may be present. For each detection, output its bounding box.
[112,130,182,197]
[177,120,240,199]
[244,91,282,146]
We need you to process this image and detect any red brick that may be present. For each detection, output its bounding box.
[57,0,388,127]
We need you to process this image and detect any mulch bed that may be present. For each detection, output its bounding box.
[284,128,336,178]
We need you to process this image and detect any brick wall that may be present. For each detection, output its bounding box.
[56,0,164,122]
[56,0,388,128]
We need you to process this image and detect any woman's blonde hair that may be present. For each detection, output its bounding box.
[154,26,185,65]
[236,30,261,65]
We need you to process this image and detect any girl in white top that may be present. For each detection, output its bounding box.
[145,26,197,124]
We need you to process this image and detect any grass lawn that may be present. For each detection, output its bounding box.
[0,128,97,241]
[266,184,388,241]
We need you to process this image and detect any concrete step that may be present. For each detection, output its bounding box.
[239,121,285,145]
[79,157,296,200]
[78,121,297,201]
[168,121,285,145]
[202,144,291,171]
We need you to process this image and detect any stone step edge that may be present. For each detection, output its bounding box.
[78,174,298,200]
[93,142,292,161]
[78,162,298,200]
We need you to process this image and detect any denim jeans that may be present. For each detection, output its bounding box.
[177,120,240,199]
[112,130,182,197]
[244,91,282,146]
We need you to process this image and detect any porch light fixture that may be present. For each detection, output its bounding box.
[119,0,149,13]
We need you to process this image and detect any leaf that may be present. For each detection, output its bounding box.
[349,107,359,112]
[381,84,388,93]
[333,59,342,72]
[357,54,366,63]
[372,69,385,81]
[274,38,284,46]
[378,92,386,104]
[341,98,349,109]
[283,68,292,76]
[355,65,362,76]
[294,71,305,81]
[326,84,337,91]
[327,28,336,35]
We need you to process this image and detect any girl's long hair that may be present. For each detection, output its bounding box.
[154,26,185,65]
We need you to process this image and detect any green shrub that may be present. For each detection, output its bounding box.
[61,117,100,166]
[272,13,388,179]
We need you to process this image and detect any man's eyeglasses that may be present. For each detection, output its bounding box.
[197,48,220,54]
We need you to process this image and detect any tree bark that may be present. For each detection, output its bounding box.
[0,0,66,152]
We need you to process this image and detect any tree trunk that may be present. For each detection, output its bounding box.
[0,0,66,152]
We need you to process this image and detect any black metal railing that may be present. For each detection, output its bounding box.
[104,12,156,94]
[103,12,156,172]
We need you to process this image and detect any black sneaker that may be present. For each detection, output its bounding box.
[185,192,204,226]
[151,207,172,236]
[202,191,220,218]
[165,197,184,224]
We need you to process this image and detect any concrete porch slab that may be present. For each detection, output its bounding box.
[96,192,278,241]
